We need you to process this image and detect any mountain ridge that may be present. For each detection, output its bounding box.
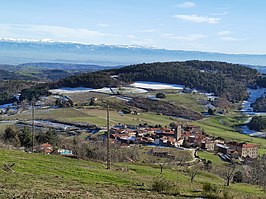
[1,39,266,66]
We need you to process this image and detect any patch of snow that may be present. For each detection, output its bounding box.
[131,81,184,90]
[49,87,93,94]
[49,86,148,95]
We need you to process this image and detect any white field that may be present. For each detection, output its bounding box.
[49,87,93,94]
[130,81,184,90]
[49,86,148,95]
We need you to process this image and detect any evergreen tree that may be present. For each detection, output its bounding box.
[3,126,21,147]
[19,126,32,148]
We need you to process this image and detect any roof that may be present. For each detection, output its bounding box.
[168,137,176,143]
[42,148,53,154]
[216,144,230,149]
[40,143,52,147]
[242,143,257,148]
[227,142,257,149]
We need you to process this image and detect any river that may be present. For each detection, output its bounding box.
[239,87,266,137]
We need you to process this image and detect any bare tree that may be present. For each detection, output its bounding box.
[186,161,203,183]
[215,164,237,186]
[175,151,192,170]
[159,158,169,174]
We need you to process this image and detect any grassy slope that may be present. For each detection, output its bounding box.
[162,93,206,112]
[197,151,224,165]
[0,149,265,199]
[4,107,176,127]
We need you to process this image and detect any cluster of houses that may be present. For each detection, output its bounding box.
[110,123,258,160]
[35,143,73,156]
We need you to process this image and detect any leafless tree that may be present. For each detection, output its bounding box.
[175,151,192,170]
[215,164,237,186]
[186,161,203,183]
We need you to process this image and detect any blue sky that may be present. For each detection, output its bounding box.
[0,0,265,54]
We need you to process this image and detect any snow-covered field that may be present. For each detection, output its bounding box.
[50,87,93,94]
[130,81,184,90]
[49,86,148,95]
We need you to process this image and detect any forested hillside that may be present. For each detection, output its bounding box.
[0,69,35,81]
[251,96,266,112]
[55,60,258,103]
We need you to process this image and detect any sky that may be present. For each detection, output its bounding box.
[0,0,265,54]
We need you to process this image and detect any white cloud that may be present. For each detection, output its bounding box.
[217,30,231,36]
[0,24,109,39]
[97,23,110,28]
[173,14,220,24]
[127,35,137,39]
[219,36,248,41]
[177,2,196,8]
[140,29,157,33]
[212,12,228,16]
[165,33,207,41]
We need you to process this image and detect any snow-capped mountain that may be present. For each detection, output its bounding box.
[0,39,266,66]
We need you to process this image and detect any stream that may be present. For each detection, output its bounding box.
[239,87,266,138]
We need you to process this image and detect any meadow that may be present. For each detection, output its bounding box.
[0,149,265,199]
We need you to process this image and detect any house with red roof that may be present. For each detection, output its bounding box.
[36,143,53,154]
[227,142,258,159]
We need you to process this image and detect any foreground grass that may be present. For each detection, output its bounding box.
[0,149,265,198]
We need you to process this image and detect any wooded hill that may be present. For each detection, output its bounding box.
[251,96,266,112]
[55,60,258,103]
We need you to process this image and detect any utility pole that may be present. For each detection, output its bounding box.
[31,99,35,153]
[106,104,111,170]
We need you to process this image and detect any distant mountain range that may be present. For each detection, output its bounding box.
[0,39,266,66]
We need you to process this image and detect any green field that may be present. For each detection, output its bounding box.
[197,151,224,166]
[67,108,177,126]
[162,93,206,112]
[0,149,264,198]
[3,107,177,127]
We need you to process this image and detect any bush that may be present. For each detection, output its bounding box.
[203,183,219,199]
[233,171,243,183]
[156,93,166,98]
[121,107,131,114]
[203,183,233,199]
[203,183,217,193]
[151,177,179,195]
[208,108,215,115]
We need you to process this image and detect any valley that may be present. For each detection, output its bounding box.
[1,60,266,198]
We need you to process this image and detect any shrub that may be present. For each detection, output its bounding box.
[151,177,179,195]
[203,183,218,198]
[233,171,243,183]
[156,93,166,98]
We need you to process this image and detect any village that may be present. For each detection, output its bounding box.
[108,122,258,162]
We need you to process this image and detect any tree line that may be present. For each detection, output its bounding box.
[115,61,257,102]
